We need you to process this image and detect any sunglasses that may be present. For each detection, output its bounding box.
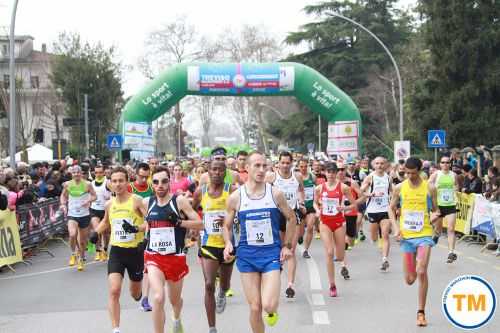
[152,178,169,185]
[440,161,451,164]
[338,168,345,171]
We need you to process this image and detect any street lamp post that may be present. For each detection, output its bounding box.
[328,12,404,141]
[9,0,20,167]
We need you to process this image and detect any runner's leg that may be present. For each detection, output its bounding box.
[108,273,123,330]
[286,227,299,292]
[334,225,347,263]
[303,214,315,251]
[319,223,335,285]
[240,272,264,333]
[416,246,432,311]
[380,219,392,260]
[148,265,167,333]
[402,252,417,285]
[445,213,457,253]
[261,270,281,314]
[77,225,89,260]
[167,278,184,321]
[219,262,234,293]
[67,220,78,254]
[202,257,221,328]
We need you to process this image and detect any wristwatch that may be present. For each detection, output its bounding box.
[282,242,292,249]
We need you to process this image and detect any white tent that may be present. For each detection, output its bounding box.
[2,144,54,164]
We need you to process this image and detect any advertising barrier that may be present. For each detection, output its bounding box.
[444,192,475,235]
[471,194,497,239]
[0,209,23,266]
[16,198,67,249]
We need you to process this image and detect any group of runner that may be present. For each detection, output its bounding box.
[58,149,460,332]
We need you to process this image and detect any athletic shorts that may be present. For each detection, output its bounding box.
[367,212,389,224]
[321,219,345,233]
[357,202,367,214]
[438,205,457,217]
[400,236,435,253]
[108,246,144,281]
[345,216,357,238]
[305,206,316,215]
[90,208,105,220]
[199,246,235,265]
[144,252,189,282]
[236,255,281,273]
[279,210,302,232]
[68,215,91,229]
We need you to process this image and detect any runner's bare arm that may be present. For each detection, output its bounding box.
[340,183,356,212]
[428,183,440,221]
[296,173,306,206]
[177,195,203,230]
[86,182,97,204]
[191,187,202,210]
[352,182,366,205]
[60,182,68,205]
[428,172,437,187]
[264,171,275,184]
[388,184,401,231]
[222,190,238,245]
[132,195,147,232]
[273,187,297,245]
[96,200,112,234]
[313,184,322,216]
[360,174,373,195]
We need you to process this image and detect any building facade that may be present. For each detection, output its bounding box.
[0,35,69,158]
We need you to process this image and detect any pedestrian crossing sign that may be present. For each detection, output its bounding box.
[427,130,446,148]
[107,134,123,150]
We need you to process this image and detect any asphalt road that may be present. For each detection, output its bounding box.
[1,232,498,333]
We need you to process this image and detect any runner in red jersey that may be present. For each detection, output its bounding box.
[313,162,356,297]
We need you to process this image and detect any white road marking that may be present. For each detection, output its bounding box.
[312,293,325,306]
[465,256,487,264]
[313,311,330,325]
[298,245,322,291]
[0,262,101,281]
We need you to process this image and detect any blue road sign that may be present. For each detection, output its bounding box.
[107,134,123,150]
[427,130,446,148]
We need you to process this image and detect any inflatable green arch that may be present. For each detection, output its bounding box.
[122,62,361,151]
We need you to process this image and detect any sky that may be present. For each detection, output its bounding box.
[0,0,417,97]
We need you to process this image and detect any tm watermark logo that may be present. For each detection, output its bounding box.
[442,275,496,330]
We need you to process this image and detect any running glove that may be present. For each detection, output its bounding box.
[122,219,139,233]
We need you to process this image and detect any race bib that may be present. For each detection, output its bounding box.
[284,191,296,208]
[439,189,455,204]
[246,218,273,246]
[112,218,135,243]
[203,211,224,235]
[304,187,314,201]
[322,198,339,215]
[402,211,424,232]
[149,227,176,254]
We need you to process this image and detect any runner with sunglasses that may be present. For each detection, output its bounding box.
[428,155,459,263]
[143,166,203,333]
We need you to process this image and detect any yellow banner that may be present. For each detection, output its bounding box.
[444,192,475,235]
[0,209,23,267]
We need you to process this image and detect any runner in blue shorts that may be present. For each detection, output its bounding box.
[223,151,297,333]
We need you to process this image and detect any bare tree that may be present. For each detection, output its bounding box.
[140,16,200,156]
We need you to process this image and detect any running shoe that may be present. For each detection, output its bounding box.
[172,319,184,333]
[69,254,77,266]
[264,312,279,327]
[329,285,338,297]
[314,232,321,240]
[354,238,360,245]
[340,266,350,280]
[446,253,457,264]
[77,258,84,271]
[101,251,108,261]
[208,328,217,333]
[416,311,428,327]
[380,260,390,272]
[94,251,102,262]
[215,291,227,314]
[140,297,152,312]
[297,236,303,245]
[225,288,234,297]
[285,286,295,298]
[359,230,366,241]
[302,250,311,259]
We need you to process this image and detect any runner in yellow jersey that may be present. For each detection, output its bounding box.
[389,157,440,327]
[95,166,147,333]
[192,160,237,333]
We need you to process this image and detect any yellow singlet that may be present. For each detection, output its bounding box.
[109,195,144,248]
[400,179,433,239]
[200,183,230,248]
